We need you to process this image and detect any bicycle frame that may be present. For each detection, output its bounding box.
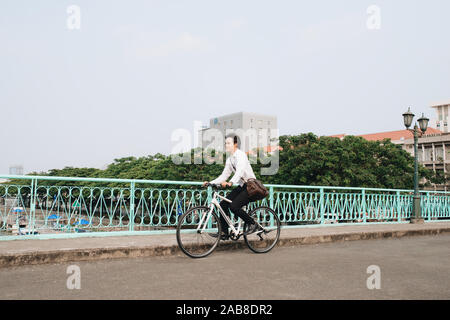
[196,191,244,236]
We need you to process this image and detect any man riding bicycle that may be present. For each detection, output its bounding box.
[202,134,260,240]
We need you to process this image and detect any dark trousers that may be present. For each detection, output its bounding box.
[219,183,255,234]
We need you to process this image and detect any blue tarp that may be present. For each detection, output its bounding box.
[74,219,89,225]
[177,200,183,215]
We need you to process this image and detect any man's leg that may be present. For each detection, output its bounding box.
[219,186,242,235]
[228,186,255,225]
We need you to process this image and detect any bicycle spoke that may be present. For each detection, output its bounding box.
[244,206,280,253]
[176,206,221,258]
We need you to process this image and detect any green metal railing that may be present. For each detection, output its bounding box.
[0,175,449,240]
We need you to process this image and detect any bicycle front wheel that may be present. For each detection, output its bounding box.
[244,206,281,253]
[176,206,221,258]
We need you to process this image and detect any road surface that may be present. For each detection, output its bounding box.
[1,234,449,299]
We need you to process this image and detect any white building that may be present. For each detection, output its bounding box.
[431,100,450,133]
[9,165,23,175]
[330,100,450,191]
[198,112,278,152]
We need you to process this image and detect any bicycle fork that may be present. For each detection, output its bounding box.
[196,205,213,233]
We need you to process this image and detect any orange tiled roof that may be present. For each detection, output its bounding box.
[357,128,442,141]
[328,128,442,142]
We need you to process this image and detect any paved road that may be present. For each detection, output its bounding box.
[1,234,449,299]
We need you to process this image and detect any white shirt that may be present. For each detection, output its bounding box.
[210,149,257,187]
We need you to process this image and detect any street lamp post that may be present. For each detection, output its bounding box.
[402,107,429,224]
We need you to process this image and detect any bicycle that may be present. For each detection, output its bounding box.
[176,183,281,258]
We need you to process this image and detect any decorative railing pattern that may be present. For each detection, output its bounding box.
[0,175,449,238]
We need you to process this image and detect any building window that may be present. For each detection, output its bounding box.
[418,149,423,161]
[425,148,433,161]
[436,147,444,162]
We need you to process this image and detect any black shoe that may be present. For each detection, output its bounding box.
[209,232,229,240]
[244,222,260,235]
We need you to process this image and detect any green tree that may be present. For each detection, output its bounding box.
[6,133,439,190]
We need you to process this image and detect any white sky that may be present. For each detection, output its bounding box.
[1,0,449,174]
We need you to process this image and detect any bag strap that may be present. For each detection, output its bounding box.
[230,157,248,184]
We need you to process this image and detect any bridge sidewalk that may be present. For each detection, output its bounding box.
[1,221,450,267]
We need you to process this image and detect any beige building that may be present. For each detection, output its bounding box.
[431,100,450,133]
[330,101,450,191]
[198,112,278,152]
[396,133,450,191]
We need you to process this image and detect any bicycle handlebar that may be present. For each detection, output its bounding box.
[203,182,231,189]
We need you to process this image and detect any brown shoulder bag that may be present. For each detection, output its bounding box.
[245,178,269,201]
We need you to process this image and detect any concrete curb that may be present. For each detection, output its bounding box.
[277,227,450,246]
[1,227,450,268]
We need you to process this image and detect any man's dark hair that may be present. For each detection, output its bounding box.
[225,133,241,148]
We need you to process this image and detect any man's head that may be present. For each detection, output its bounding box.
[225,134,240,153]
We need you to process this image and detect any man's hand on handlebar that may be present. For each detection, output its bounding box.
[202,181,232,188]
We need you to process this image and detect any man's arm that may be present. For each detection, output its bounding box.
[210,159,232,185]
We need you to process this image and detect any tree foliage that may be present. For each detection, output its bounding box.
[9,133,439,190]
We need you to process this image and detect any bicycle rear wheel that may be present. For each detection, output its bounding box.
[244,206,280,253]
[176,206,221,258]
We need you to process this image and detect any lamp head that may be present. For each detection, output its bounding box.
[402,107,414,129]
[418,113,429,134]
